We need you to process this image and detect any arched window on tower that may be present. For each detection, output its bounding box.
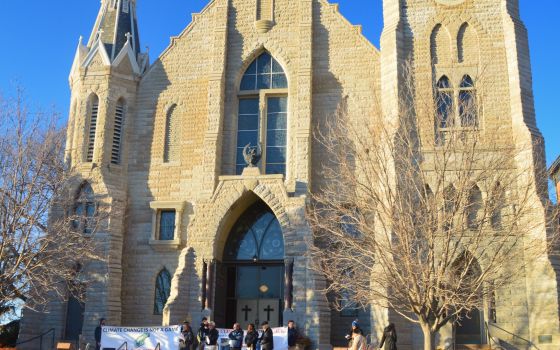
[73,183,96,235]
[236,52,288,175]
[490,182,505,230]
[111,99,126,165]
[86,95,99,162]
[459,75,477,127]
[467,185,482,230]
[443,185,457,232]
[163,105,180,163]
[154,268,172,315]
[436,76,454,129]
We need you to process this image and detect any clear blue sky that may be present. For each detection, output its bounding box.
[0,0,557,167]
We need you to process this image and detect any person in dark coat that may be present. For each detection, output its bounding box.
[94,318,105,350]
[228,323,244,350]
[181,321,195,350]
[260,321,274,350]
[287,320,298,350]
[206,321,219,347]
[379,323,397,350]
[245,323,259,350]
[197,317,209,350]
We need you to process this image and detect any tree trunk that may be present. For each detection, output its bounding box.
[421,323,435,350]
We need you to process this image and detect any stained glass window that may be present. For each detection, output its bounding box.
[236,52,288,176]
[159,210,176,241]
[154,268,171,315]
[224,202,284,261]
[74,183,95,235]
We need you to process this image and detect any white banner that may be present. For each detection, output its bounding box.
[100,325,182,350]
[217,327,288,350]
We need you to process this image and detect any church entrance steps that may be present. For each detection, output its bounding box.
[455,345,492,350]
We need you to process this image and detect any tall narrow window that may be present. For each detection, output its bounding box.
[158,210,176,241]
[236,52,288,175]
[154,268,172,315]
[86,95,99,162]
[459,75,477,127]
[163,105,179,163]
[74,183,96,235]
[111,99,126,165]
[467,185,482,230]
[436,76,453,129]
[490,183,504,230]
[265,97,287,175]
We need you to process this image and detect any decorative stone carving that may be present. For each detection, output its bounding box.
[242,143,262,168]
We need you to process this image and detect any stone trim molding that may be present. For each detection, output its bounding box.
[149,200,186,250]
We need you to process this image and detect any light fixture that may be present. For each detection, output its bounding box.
[253,255,258,263]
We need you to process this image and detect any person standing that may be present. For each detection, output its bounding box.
[345,319,363,347]
[378,323,397,350]
[205,321,220,350]
[260,321,274,350]
[287,320,298,350]
[245,323,259,350]
[197,317,209,350]
[350,329,366,350]
[229,323,244,350]
[94,318,105,350]
[181,320,195,350]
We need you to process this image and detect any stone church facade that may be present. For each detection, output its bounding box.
[19,0,560,349]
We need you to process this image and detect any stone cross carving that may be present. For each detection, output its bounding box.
[264,305,274,321]
[242,305,252,321]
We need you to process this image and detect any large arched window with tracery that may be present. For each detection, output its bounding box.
[73,183,95,235]
[236,52,288,175]
[224,202,284,261]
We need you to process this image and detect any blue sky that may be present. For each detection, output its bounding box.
[0,0,557,167]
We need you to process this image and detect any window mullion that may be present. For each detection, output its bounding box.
[260,91,267,173]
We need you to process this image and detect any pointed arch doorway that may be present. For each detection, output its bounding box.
[218,201,285,329]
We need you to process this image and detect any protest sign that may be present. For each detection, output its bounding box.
[100,325,182,350]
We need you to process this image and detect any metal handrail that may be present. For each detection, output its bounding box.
[15,327,56,350]
[486,322,540,350]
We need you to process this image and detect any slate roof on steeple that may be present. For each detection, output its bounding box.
[87,0,141,62]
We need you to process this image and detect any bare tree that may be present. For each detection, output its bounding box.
[307,64,558,349]
[0,88,103,321]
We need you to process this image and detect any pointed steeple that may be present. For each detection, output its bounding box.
[87,0,141,62]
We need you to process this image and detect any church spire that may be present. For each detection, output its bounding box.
[87,0,141,61]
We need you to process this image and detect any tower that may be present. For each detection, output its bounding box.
[380,0,560,348]
[49,0,147,345]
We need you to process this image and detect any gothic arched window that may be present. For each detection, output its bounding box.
[163,105,180,163]
[74,183,96,235]
[154,268,172,315]
[467,185,482,230]
[490,182,505,230]
[436,76,453,129]
[86,94,99,162]
[236,52,288,175]
[459,75,477,127]
[111,99,126,165]
[224,202,284,261]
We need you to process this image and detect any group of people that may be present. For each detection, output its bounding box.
[95,316,396,350]
[345,320,397,350]
[180,318,299,350]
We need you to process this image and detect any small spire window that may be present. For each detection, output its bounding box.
[111,99,126,165]
[86,95,99,162]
